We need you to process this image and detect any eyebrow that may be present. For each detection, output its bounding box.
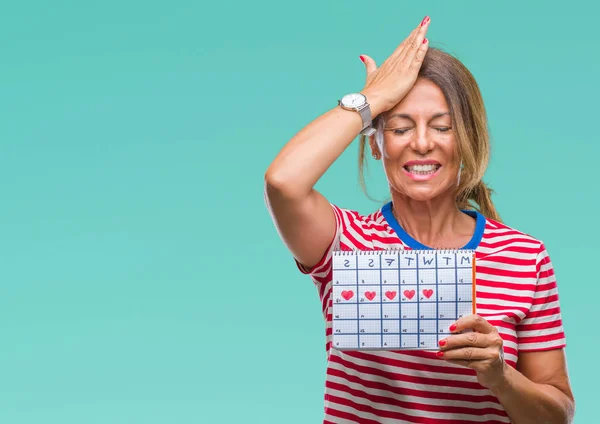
[386,112,450,122]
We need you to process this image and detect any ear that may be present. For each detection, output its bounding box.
[368,134,381,159]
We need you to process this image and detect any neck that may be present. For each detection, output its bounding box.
[391,191,475,249]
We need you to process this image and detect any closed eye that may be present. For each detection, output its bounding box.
[387,127,452,135]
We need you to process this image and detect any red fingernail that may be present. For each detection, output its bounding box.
[438,339,446,347]
[423,38,428,44]
[359,55,365,63]
[449,324,457,332]
[436,351,444,357]
[421,16,429,26]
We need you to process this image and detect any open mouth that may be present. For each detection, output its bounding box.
[403,163,442,175]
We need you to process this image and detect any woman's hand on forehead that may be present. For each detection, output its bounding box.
[360,16,431,117]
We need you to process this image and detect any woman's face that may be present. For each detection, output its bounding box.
[371,78,460,203]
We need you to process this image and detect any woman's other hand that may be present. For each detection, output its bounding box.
[436,314,507,390]
[360,16,431,117]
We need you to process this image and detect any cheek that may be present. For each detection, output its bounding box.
[440,136,459,159]
[381,136,408,158]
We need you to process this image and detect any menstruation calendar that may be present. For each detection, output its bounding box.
[332,249,475,351]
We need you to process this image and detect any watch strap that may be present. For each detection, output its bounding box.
[357,102,374,135]
[360,126,376,136]
[338,94,375,136]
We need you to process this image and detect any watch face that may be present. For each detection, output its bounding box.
[342,93,366,107]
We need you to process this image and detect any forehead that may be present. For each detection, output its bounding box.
[386,79,449,118]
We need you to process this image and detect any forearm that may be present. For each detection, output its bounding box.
[490,364,575,424]
[265,89,384,199]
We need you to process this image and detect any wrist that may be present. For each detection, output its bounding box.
[360,88,390,118]
[488,361,512,394]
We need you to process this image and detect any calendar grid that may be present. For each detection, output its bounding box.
[416,253,420,349]
[332,249,475,351]
[355,254,359,348]
[454,252,458,319]
[397,251,402,348]
[379,253,383,348]
[435,252,439,343]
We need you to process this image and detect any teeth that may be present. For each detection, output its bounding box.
[407,164,439,174]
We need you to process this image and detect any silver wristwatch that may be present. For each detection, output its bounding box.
[338,93,376,136]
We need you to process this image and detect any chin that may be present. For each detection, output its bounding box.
[394,183,450,203]
[403,189,438,202]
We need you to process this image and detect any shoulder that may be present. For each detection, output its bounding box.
[332,203,398,250]
[333,204,388,227]
[480,216,546,257]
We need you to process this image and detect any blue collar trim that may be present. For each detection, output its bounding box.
[381,201,485,250]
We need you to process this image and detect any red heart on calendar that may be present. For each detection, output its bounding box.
[341,290,354,301]
[365,291,376,301]
[423,289,434,299]
[385,290,397,300]
[403,289,415,300]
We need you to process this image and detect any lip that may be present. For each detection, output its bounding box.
[403,159,441,167]
[402,162,442,181]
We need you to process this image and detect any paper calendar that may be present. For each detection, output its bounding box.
[332,249,476,351]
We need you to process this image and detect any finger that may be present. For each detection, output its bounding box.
[450,314,496,335]
[409,36,429,72]
[444,359,478,370]
[438,347,497,362]
[360,54,378,76]
[398,15,430,65]
[389,26,419,61]
[439,331,493,351]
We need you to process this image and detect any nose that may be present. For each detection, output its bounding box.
[409,126,435,155]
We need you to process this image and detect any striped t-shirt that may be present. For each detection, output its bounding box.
[296,202,566,423]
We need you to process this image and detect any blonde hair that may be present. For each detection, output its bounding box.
[358,47,500,222]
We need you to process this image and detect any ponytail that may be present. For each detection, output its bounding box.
[457,181,501,222]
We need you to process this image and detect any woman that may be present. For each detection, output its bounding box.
[264,16,574,424]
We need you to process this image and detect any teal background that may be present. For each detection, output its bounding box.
[0,1,597,422]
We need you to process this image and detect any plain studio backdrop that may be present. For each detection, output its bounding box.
[0,1,597,423]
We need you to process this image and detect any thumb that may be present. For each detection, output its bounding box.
[360,54,377,75]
